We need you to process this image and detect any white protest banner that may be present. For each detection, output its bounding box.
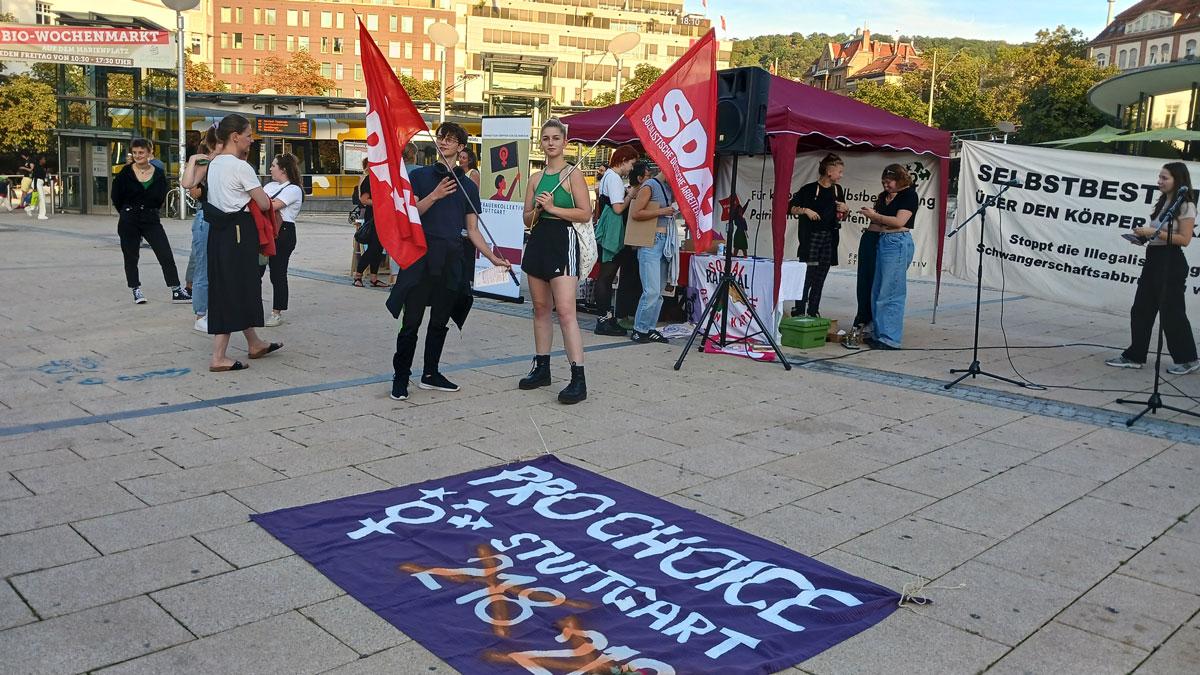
[716,150,941,277]
[0,23,175,69]
[477,116,530,300]
[949,141,1200,316]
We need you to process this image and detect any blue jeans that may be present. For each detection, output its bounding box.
[871,231,914,348]
[190,209,210,316]
[634,233,669,334]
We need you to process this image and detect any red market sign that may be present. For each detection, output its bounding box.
[0,23,175,68]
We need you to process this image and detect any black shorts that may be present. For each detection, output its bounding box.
[523,217,579,281]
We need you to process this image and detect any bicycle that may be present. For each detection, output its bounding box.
[165,184,198,219]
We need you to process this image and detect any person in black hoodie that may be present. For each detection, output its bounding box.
[111,138,189,305]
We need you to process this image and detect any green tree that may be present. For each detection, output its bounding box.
[589,63,663,106]
[399,74,441,100]
[185,60,228,93]
[0,75,56,153]
[850,81,927,122]
[248,48,334,95]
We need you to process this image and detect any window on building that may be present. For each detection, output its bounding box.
[423,68,434,81]
[321,11,332,28]
[1119,49,1128,68]
[253,59,260,74]
[302,11,310,27]
[235,8,243,23]
[221,58,231,74]
[1130,47,1138,66]
[404,42,412,59]
[1096,52,1106,67]
[287,35,295,51]
[220,33,229,49]
[1166,103,1180,129]
[423,43,432,60]
[402,16,413,32]
[233,33,242,49]
[254,34,265,50]
[1162,42,1172,62]
[253,8,261,24]
[298,36,310,51]
[220,7,231,23]
[423,18,434,33]
[35,2,53,25]
[321,37,330,53]
[321,63,333,79]
[337,13,344,29]
[354,64,363,81]
[191,35,201,55]
[389,41,401,58]
[367,15,379,31]
[401,67,412,77]
[269,35,277,51]
[333,38,343,54]
[1150,45,1159,64]
[235,58,243,75]
[355,40,360,55]
[354,89,361,98]
[335,64,344,80]
[287,10,298,26]
[265,9,276,25]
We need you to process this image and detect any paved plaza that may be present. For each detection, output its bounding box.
[1,211,1199,674]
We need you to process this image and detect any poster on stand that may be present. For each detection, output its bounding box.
[477,116,531,301]
[952,141,1196,316]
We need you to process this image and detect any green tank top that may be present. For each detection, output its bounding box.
[535,168,575,210]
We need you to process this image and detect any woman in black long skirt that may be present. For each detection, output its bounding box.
[204,114,282,372]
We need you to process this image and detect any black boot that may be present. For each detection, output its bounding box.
[558,362,587,404]
[518,355,551,390]
[790,302,806,318]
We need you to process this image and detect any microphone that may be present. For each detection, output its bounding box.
[1001,179,1021,187]
[1180,186,1190,195]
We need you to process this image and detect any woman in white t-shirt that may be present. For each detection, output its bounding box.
[261,154,305,327]
[203,114,281,372]
[592,145,639,336]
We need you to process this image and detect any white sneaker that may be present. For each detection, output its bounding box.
[132,287,147,304]
[265,313,283,327]
[36,215,47,220]
[1167,360,1200,375]
[194,315,208,332]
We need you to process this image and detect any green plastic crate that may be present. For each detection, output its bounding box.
[779,316,831,349]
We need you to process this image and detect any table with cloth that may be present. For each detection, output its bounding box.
[685,254,806,343]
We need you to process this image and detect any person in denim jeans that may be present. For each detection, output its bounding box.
[628,172,677,343]
[182,127,220,332]
[859,164,918,349]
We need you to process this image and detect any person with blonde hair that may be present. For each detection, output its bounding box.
[789,152,848,318]
[859,163,917,349]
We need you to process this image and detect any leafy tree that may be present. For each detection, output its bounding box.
[0,76,56,153]
[850,81,926,122]
[248,48,333,95]
[399,74,441,100]
[185,60,228,93]
[589,63,663,106]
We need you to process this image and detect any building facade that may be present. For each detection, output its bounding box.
[1088,0,1200,70]
[804,29,923,95]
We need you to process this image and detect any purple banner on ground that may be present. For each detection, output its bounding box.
[251,455,899,674]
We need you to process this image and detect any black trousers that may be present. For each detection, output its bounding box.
[854,230,881,327]
[393,273,457,380]
[614,246,642,318]
[118,214,180,289]
[357,231,385,275]
[797,263,831,315]
[1123,246,1198,364]
[594,246,633,315]
[259,222,296,311]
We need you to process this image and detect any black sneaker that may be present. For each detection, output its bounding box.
[419,372,460,392]
[390,379,409,401]
[132,287,147,305]
[594,317,628,336]
[172,287,192,304]
[632,329,669,344]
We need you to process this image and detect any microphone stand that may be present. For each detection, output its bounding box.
[1116,189,1200,427]
[944,182,1031,390]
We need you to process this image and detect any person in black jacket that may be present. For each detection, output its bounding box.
[789,153,848,317]
[111,138,189,305]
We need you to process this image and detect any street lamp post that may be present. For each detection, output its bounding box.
[161,0,199,221]
[926,48,965,128]
[609,32,639,103]
[428,23,460,126]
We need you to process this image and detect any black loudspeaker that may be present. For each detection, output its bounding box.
[717,66,771,155]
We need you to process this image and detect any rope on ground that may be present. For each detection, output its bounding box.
[512,413,553,463]
[898,575,966,613]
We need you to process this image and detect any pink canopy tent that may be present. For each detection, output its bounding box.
[561,72,953,310]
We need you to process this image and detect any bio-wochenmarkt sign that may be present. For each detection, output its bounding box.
[0,24,175,69]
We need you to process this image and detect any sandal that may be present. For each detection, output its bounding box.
[352,278,364,287]
[249,342,284,359]
[370,279,388,287]
[209,360,247,372]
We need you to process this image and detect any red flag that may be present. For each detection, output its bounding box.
[622,29,718,250]
[358,19,427,269]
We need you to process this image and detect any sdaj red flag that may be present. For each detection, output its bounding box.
[622,29,718,250]
[358,19,427,269]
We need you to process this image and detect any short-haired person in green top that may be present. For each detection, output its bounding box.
[519,119,594,403]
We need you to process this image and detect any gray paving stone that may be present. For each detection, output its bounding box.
[988,621,1148,675]
[276,414,404,447]
[930,560,1081,646]
[801,606,1009,674]
[0,482,145,535]
[194,521,294,568]
[737,504,862,556]
[825,429,944,465]
[794,478,937,532]
[1041,496,1178,550]
[974,416,1093,452]
[1165,512,1200,545]
[151,555,343,636]
[977,523,1135,592]
[840,516,996,578]
[155,431,308,469]
[869,439,1037,499]
[319,639,456,675]
[73,492,250,554]
[1120,535,1200,595]
[12,538,232,617]
[763,446,890,489]
[229,466,393,513]
[1057,573,1200,652]
[12,450,175,494]
[0,472,30,500]
[95,611,358,675]
[0,524,99,577]
[974,463,1103,516]
[1029,440,1157,483]
[1134,621,1200,674]
[0,447,79,474]
[120,458,284,505]
[916,486,1048,539]
[1091,453,1200,517]
[601,459,710,496]
[0,596,192,675]
[659,492,744,526]
[69,427,212,460]
[254,437,402,477]
[357,444,498,486]
[562,432,689,471]
[300,594,409,656]
[683,467,821,517]
[0,579,34,630]
[657,438,785,478]
[198,412,323,438]
[812,547,916,595]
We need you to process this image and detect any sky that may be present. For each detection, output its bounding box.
[686,0,1120,44]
